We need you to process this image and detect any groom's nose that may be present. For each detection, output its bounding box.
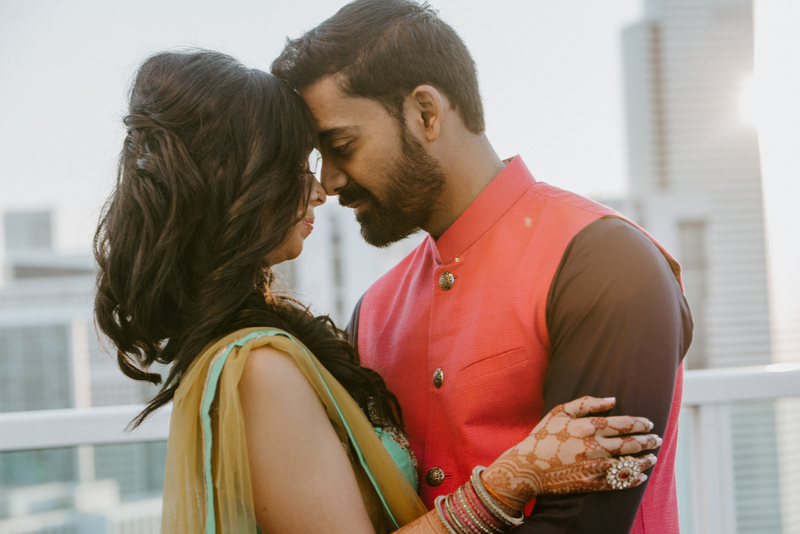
[320,159,347,196]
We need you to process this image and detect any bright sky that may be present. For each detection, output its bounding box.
[0,0,798,347]
[0,0,642,256]
[753,0,800,360]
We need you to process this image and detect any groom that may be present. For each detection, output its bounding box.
[273,1,692,532]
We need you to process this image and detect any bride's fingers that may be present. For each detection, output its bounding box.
[538,454,658,495]
[583,434,660,458]
[591,415,654,437]
[637,453,658,472]
[591,435,662,457]
[560,396,617,418]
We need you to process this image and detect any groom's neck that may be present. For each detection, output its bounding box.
[424,133,505,240]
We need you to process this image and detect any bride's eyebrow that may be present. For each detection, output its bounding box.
[318,126,359,142]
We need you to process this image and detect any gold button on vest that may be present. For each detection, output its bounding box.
[426,467,445,487]
[439,272,455,290]
[433,368,444,388]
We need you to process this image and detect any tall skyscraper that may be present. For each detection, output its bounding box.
[622,0,770,370]
[620,1,790,532]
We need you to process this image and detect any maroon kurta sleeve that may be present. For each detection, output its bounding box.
[519,217,692,533]
[345,294,364,352]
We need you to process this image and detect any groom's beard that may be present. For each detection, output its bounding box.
[338,129,445,248]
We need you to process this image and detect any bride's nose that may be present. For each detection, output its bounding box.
[310,176,326,206]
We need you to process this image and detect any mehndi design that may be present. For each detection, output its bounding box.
[480,396,660,508]
[394,396,661,534]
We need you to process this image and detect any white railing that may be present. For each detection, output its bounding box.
[682,363,800,404]
[1,364,799,534]
[0,404,172,452]
[3,364,798,452]
[680,363,800,534]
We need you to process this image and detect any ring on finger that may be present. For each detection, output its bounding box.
[605,456,642,490]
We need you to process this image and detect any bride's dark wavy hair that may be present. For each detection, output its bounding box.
[95,50,402,429]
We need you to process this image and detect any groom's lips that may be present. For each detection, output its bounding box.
[350,199,373,217]
[340,195,368,211]
[337,181,371,211]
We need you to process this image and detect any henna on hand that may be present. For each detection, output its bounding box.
[482,396,660,509]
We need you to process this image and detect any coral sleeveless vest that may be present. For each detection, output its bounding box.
[357,157,683,533]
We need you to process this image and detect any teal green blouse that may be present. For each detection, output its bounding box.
[375,426,419,492]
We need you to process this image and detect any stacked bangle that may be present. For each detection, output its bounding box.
[455,486,498,534]
[471,467,525,526]
[434,496,460,534]
[464,482,505,533]
[480,473,523,512]
[433,466,526,534]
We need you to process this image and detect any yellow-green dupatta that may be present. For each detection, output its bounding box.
[161,327,427,533]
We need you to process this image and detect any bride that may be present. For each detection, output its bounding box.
[94,50,660,533]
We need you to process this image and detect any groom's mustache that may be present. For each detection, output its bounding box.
[338,180,376,208]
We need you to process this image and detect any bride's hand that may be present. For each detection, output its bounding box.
[481,396,660,509]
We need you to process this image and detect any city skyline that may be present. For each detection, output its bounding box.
[1,1,797,351]
[1,1,799,532]
[0,0,645,259]
[618,1,786,531]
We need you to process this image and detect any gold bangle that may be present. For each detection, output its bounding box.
[480,472,523,511]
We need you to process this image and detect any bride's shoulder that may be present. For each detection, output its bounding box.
[238,344,317,410]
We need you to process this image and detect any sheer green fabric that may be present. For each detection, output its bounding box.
[161,327,427,533]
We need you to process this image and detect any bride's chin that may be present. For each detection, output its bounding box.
[265,222,311,266]
[265,242,305,266]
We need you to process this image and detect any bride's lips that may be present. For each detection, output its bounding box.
[303,218,314,232]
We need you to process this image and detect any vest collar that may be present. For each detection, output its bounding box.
[430,156,535,264]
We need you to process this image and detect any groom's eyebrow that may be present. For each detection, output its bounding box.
[318,126,359,142]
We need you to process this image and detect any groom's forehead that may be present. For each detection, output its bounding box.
[300,75,392,133]
[299,75,350,120]
[318,126,360,142]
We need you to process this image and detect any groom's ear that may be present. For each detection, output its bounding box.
[406,85,443,143]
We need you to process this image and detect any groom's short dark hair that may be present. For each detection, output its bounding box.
[271,0,485,134]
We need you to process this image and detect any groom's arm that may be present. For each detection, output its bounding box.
[518,217,692,534]
[345,294,364,352]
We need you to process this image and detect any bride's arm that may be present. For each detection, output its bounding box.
[239,346,378,533]
[240,348,659,534]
